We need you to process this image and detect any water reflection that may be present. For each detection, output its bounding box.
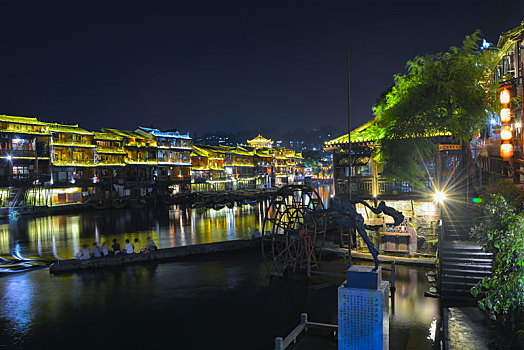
[0,204,260,259]
[0,253,438,349]
[0,185,332,259]
[1,273,34,340]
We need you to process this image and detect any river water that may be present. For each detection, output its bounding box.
[0,185,333,259]
[0,185,440,349]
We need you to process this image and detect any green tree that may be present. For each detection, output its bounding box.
[373,31,499,180]
[471,182,524,335]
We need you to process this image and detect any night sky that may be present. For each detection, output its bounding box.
[0,1,522,136]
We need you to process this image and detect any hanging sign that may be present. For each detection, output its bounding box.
[439,144,462,151]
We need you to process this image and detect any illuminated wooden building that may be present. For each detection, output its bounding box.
[190,146,210,191]
[48,123,95,186]
[226,146,256,186]
[271,147,289,186]
[190,145,227,191]
[284,148,305,183]
[190,144,258,190]
[253,148,273,187]
[325,120,465,199]
[0,115,51,185]
[247,134,273,149]
[93,131,126,186]
[475,23,524,181]
[102,128,157,184]
[136,127,192,193]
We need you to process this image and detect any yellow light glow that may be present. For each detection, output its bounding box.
[500,89,510,105]
[500,108,511,123]
[500,126,512,141]
[433,191,446,203]
[53,187,81,194]
[501,143,513,158]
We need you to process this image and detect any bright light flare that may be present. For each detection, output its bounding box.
[433,190,446,203]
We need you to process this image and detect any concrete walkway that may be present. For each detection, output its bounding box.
[444,307,491,350]
[323,247,436,267]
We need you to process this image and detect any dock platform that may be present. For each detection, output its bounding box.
[50,239,259,274]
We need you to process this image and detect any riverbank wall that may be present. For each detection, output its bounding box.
[49,239,260,274]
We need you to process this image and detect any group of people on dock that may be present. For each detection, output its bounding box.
[75,237,157,260]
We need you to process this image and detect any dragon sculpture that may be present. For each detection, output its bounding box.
[318,197,405,270]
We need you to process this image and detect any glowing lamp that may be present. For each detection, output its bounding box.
[500,143,513,158]
[433,190,446,203]
[500,89,511,105]
[500,108,511,123]
[500,126,512,141]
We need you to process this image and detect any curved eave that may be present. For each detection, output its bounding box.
[51,163,96,167]
[51,143,96,148]
[0,156,50,160]
[324,141,377,151]
[96,163,126,167]
[0,129,51,136]
[158,162,191,166]
[95,149,126,155]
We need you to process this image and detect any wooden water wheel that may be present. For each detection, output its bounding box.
[261,184,327,277]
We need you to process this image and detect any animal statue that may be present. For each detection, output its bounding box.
[318,197,404,270]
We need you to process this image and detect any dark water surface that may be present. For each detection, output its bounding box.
[0,185,438,349]
[0,251,439,349]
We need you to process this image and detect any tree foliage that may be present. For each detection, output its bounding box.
[373,31,499,180]
[471,182,524,334]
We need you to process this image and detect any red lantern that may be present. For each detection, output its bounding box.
[501,126,512,141]
[501,143,513,158]
[500,108,511,123]
[500,89,511,105]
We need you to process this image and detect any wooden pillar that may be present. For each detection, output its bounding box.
[372,156,378,199]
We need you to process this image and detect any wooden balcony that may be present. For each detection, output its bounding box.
[336,176,434,199]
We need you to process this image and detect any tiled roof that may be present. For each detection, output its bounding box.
[48,123,93,135]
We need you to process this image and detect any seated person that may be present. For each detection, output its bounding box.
[123,239,134,254]
[144,237,157,253]
[112,239,121,254]
[252,229,261,239]
[133,238,141,254]
[75,244,92,260]
[92,242,102,258]
[101,242,109,256]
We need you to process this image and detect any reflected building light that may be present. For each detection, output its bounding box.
[95,226,99,244]
[0,225,10,255]
[191,212,196,237]
[170,223,176,247]
[71,217,80,257]
[179,216,185,236]
[50,230,60,260]
[3,274,33,337]
[37,227,42,258]
[427,318,437,341]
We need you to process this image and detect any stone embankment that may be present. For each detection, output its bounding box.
[168,188,278,209]
[0,187,280,219]
[49,239,260,274]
